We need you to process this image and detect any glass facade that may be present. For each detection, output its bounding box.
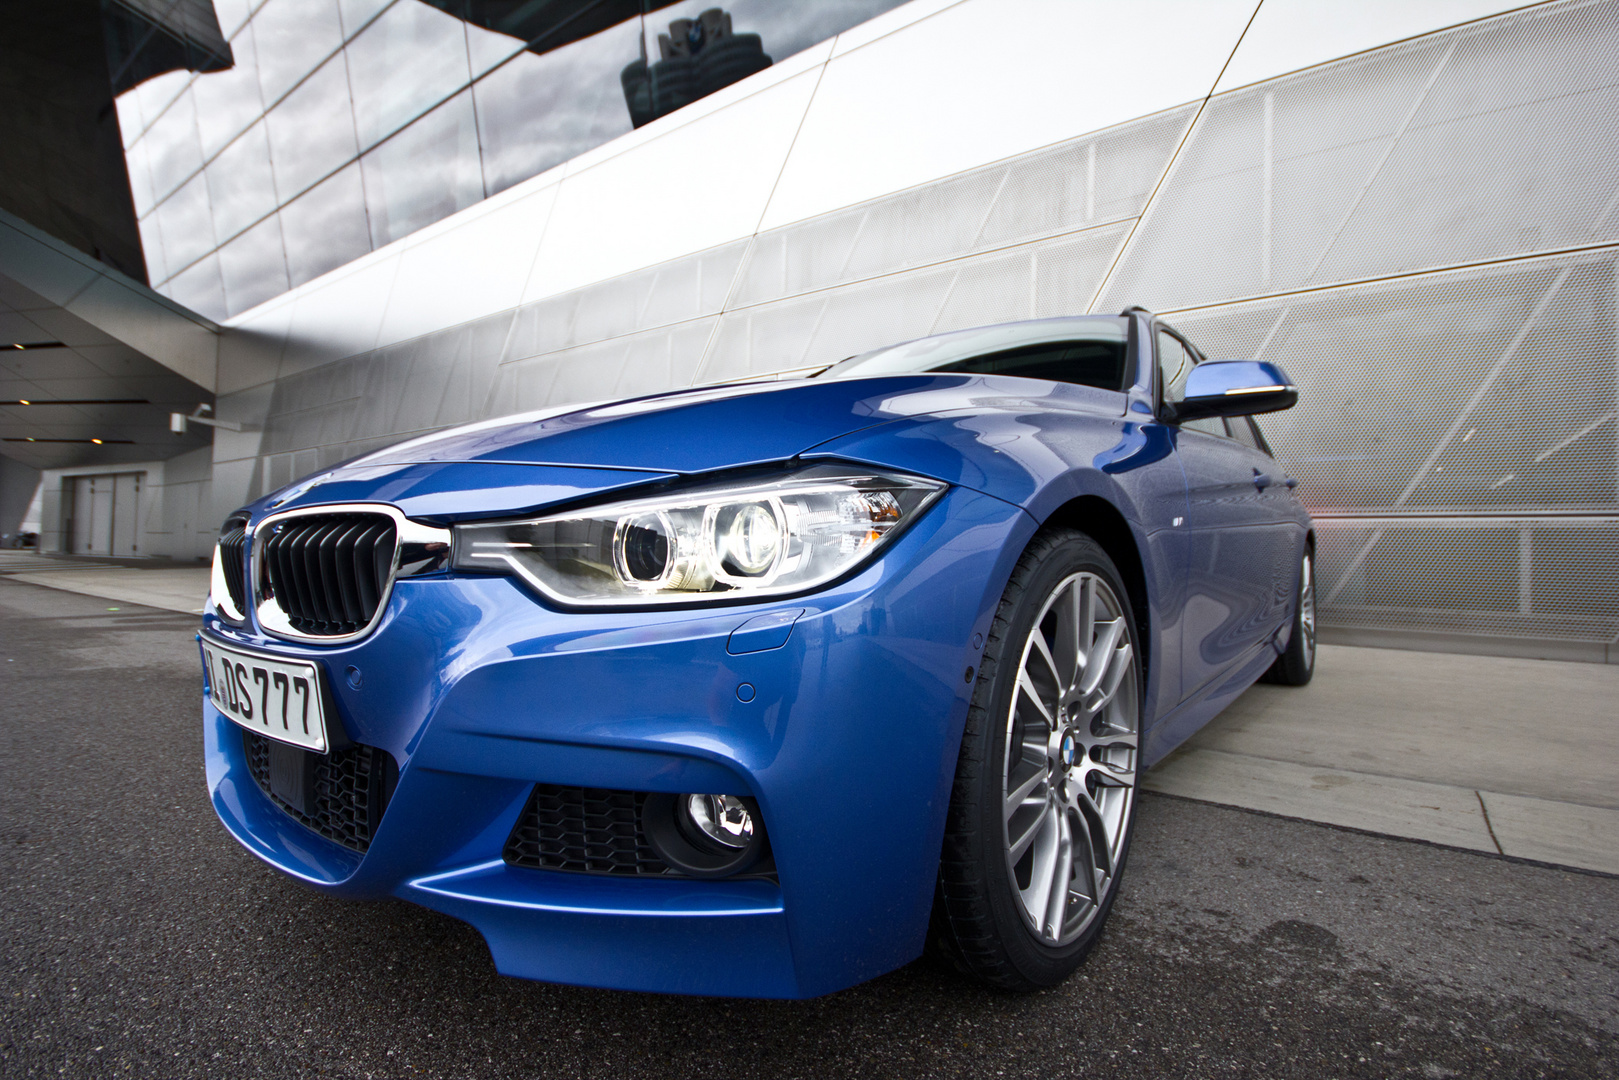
[111,0,911,320]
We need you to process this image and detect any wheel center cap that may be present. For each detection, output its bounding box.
[1060,730,1078,769]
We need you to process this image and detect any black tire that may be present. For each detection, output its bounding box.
[932,528,1143,990]
[1263,545,1316,687]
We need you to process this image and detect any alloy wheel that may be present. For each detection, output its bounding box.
[1000,571,1139,945]
[1299,552,1316,670]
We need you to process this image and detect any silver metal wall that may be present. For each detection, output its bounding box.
[238,0,1619,657]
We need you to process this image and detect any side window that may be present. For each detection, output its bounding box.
[1156,330,1193,408]
[1180,416,1226,436]
[1234,415,1275,457]
[1225,416,1265,453]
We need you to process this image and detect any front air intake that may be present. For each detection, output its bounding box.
[258,513,397,637]
[242,730,397,852]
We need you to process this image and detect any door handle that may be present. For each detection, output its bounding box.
[1252,470,1272,490]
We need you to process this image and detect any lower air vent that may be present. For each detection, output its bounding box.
[504,784,672,876]
[258,513,397,637]
[242,730,397,853]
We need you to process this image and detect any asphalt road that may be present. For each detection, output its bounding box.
[1,578,1615,1080]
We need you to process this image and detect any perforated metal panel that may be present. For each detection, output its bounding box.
[1166,252,1618,514]
[1164,248,1619,646]
[1312,517,1619,643]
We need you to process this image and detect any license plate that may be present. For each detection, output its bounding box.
[201,637,329,753]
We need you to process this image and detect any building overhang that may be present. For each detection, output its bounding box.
[0,208,217,471]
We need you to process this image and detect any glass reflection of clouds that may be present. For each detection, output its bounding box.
[265,54,360,201]
[205,120,278,241]
[473,18,640,195]
[117,0,910,319]
[281,163,371,286]
[192,21,268,158]
[362,90,484,248]
[347,0,472,149]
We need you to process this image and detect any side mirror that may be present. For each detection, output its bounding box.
[1174,360,1298,421]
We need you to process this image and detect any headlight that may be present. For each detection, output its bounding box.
[450,464,945,606]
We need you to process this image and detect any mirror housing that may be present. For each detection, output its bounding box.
[1173,360,1298,421]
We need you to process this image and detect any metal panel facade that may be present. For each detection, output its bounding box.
[217,0,1619,655]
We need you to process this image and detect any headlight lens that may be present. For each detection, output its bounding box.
[451,464,944,606]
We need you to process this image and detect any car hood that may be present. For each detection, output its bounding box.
[342,376,967,473]
[255,374,1126,520]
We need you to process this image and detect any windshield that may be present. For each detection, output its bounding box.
[818,318,1130,392]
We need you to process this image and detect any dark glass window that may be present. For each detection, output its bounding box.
[120,0,917,318]
[822,320,1131,392]
[1156,329,1195,408]
[1180,416,1225,437]
[1229,416,1273,456]
[472,17,642,195]
[930,340,1129,392]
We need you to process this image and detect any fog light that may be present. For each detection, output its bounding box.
[643,791,768,878]
[686,793,753,849]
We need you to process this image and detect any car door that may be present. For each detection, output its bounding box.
[1159,328,1295,700]
[1224,413,1304,634]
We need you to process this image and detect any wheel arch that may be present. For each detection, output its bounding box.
[1037,495,1152,689]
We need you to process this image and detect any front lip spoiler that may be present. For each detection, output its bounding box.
[405,860,785,917]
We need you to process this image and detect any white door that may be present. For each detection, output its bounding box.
[68,476,96,553]
[67,473,143,555]
[77,477,114,555]
[111,473,140,556]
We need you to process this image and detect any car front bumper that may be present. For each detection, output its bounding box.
[204,485,1032,998]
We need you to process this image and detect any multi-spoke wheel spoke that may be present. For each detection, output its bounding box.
[1001,570,1139,947]
[1300,553,1317,663]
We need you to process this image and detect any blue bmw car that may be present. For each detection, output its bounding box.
[200,308,1314,998]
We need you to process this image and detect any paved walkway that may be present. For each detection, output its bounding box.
[1145,644,1619,876]
[0,551,210,614]
[4,554,1614,876]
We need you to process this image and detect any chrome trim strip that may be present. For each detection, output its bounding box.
[249,502,451,646]
[1223,384,1295,395]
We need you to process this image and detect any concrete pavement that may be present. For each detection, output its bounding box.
[0,551,210,614]
[1145,644,1619,875]
[3,578,1615,1078]
[5,553,1614,877]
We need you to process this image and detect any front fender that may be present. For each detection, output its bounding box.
[806,408,1190,730]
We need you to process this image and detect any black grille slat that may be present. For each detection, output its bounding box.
[242,730,396,852]
[217,518,248,618]
[278,527,313,630]
[330,521,365,625]
[504,784,671,876]
[352,522,390,616]
[299,523,333,628]
[260,513,397,637]
[370,526,394,602]
[271,526,308,628]
[313,522,348,630]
